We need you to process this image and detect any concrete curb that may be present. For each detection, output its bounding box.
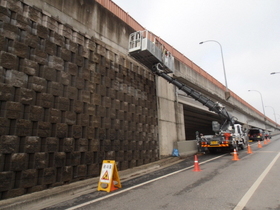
[0,156,184,210]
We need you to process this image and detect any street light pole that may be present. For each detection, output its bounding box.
[248,90,266,116]
[265,106,277,123]
[199,40,230,100]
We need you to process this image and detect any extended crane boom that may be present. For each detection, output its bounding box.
[128,30,247,152]
[152,63,235,131]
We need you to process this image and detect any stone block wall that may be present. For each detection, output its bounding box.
[0,0,158,199]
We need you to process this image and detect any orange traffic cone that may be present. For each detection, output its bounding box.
[232,149,240,161]
[258,140,262,148]
[193,155,202,171]
[247,144,253,154]
[267,138,271,143]
[263,139,267,145]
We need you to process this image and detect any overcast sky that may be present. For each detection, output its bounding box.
[113,0,280,123]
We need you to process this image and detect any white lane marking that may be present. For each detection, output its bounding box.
[66,154,226,210]
[233,152,280,210]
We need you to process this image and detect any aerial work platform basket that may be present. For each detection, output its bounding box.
[128,30,174,73]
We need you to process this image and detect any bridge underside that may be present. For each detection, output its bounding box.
[183,104,222,140]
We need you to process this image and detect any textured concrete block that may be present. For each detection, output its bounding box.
[75,164,87,179]
[73,125,82,138]
[43,167,56,184]
[49,81,63,96]
[61,47,72,61]
[66,38,78,52]
[80,114,89,126]
[38,121,51,137]
[41,93,53,108]
[13,41,29,59]
[2,22,19,40]
[24,31,40,48]
[36,23,49,39]
[49,56,64,71]
[92,72,101,84]
[78,138,88,152]
[75,55,84,67]
[61,71,70,85]
[50,108,61,123]
[0,135,19,153]
[93,94,101,105]
[82,90,90,103]
[105,151,115,160]
[84,38,96,51]
[0,171,14,191]
[65,111,76,125]
[67,86,77,100]
[90,140,99,152]
[0,5,11,23]
[30,105,44,121]
[19,88,34,104]
[87,163,99,177]
[67,62,78,75]
[58,97,69,111]
[71,151,81,166]
[25,136,40,153]
[62,166,72,182]
[0,117,9,135]
[29,76,47,92]
[87,126,95,140]
[85,151,93,164]
[51,31,64,46]
[5,70,28,88]
[46,137,59,152]
[120,161,128,170]
[61,24,72,39]
[3,188,25,199]
[72,31,84,45]
[73,100,82,113]
[56,123,68,138]
[45,39,56,55]
[22,58,38,73]
[16,119,32,136]
[76,77,84,90]
[42,66,56,81]
[27,5,41,23]
[35,152,48,169]
[32,48,48,65]
[64,138,74,152]
[54,152,66,167]
[0,83,13,101]
[87,104,95,115]
[20,169,37,188]
[11,153,28,171]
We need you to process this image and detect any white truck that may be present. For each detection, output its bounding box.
[197,122,248,153]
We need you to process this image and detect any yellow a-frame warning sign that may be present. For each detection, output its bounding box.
[97,160,122,192]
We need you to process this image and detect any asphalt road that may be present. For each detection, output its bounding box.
[45,137,280,210]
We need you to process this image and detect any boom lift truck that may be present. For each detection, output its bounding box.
[128,30,247,153]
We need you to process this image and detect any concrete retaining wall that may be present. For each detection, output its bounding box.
[0,0,159,199]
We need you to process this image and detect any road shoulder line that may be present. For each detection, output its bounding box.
[233,152,280,210]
